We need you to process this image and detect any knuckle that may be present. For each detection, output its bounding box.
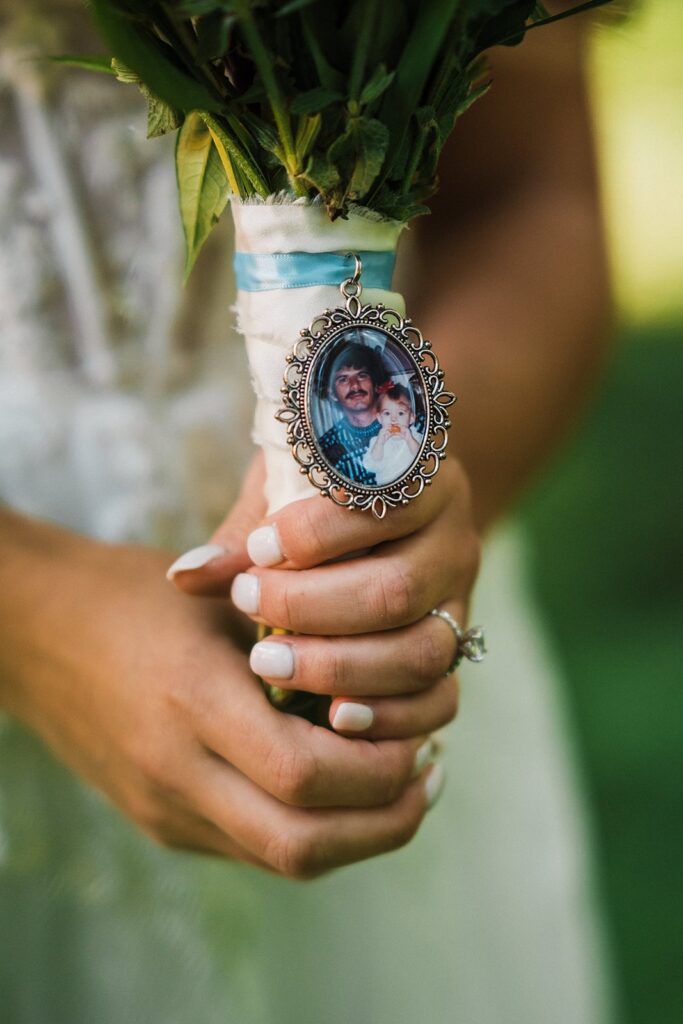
[306,638,348,693]
[371,562,416,625]
[281,501,326,567]
[265,825,324,881]
[266,577,297,630]
[131,796,174,847]
[385,808,422,853]
[129,734,189,807]
[129,735,167,790]
[142,823,177,850]
[415,628,448,681]
[374,749,411,804]
[267,742,319,806]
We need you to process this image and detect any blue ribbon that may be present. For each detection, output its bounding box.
[233,250,396,292]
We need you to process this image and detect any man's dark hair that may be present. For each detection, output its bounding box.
[323,340,389,398]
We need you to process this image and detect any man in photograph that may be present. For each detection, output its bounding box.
[319,339,390,485]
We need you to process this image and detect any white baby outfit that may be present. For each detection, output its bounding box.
[363,425,423,485]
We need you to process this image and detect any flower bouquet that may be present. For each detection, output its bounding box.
[74,0,612,713]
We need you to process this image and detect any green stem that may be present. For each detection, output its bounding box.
[234,0,305,195]
[401,127,427,197]
[348,0,378,102]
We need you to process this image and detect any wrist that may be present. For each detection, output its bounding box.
[0,510,100,721]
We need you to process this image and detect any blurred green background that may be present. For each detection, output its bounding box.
[520,3,683,1021]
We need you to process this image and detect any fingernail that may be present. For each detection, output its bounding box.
[247,525,283,567]
[331,702,374,732]
[424,762,446,810]
[166,543,225,580]
[411,737,436,780]
[250,640,294,680]
[231,573,260,615]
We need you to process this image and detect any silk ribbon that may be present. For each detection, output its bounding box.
[233,249,396,292]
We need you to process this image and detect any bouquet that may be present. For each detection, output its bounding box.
[72,0,612,713]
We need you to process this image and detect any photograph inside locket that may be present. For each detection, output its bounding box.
[309,327,427,489]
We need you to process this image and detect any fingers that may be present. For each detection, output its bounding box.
[245,459,465,570]
[249,598,466,742]
[167,454,267,596]
[185,650,429,810]
[192,751,445,880]
[141,804,271,869]
[328,675,459,740]
[231,522,469,635]
[248,611,460,697]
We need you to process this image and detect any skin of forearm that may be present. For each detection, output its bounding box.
[0,508,101,721]
[408,183,612,531]
[402,27,612,531]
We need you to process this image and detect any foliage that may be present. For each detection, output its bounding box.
[78,0,613,266]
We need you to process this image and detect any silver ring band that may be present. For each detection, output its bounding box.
[429,609,487,674]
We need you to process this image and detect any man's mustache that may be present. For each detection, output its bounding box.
[346,388,369,399]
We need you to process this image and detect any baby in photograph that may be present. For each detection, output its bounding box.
[363,383,423,485]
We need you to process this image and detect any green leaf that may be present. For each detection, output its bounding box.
[89,0,222,113]
[199,113,270,196]
[300,10,345,93]
[196,11,236,62]
[454,78,491,119]
[359,65,395,107]
[471,1,537,52]
[290,88,344,115]
[294,114,321,162]
[298,153,340,192]
[143,89,183,138]
[111,57,140,84]
[371,186,430,222]
[500,0,616,44]
[175,113,230,278]
[174,0,233,14]
[377,0,461,182]
[276,0,321,16]
[241,114,283,159]
[328,116,389,200]
[47,55,116,75]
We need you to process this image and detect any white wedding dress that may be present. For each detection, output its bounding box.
[0,59,614,1024]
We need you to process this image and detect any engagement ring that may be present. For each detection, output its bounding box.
[429,609,487,674]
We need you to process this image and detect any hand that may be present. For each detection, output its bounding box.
[0,503,438,879]
[174,454,481,743]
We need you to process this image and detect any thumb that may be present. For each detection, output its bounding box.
[166,453,267,596]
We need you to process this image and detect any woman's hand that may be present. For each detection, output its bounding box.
[172,454,481,743]
[0,506,442,879]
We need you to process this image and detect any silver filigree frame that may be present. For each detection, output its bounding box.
[275,288,456,520]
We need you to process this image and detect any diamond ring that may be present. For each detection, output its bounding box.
[429,609,487,674]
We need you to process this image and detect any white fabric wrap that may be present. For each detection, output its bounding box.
[230,198,406,514]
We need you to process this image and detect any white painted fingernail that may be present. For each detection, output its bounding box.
[411,737,435,779]
[331,702,374,732]
[424,762,445,810]
[166,544,225,580]
[231,573,260,614]
[247,525,283,567]
[250,640,294,680]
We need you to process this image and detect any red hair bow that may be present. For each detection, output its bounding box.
[376,380,394,394]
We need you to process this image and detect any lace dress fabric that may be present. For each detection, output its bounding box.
[0,55,614,1024]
